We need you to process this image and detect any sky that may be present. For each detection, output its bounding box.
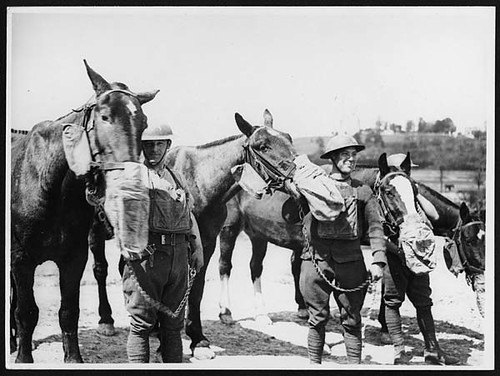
[7,6,495,146]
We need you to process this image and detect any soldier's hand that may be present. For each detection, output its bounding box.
[369,263,384,282]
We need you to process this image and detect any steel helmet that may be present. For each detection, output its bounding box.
[320,134,365,159]
[141,123,174,141]
[387,153,418,168]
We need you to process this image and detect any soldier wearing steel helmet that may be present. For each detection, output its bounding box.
[299,134,386,364]
[122,123,204,363]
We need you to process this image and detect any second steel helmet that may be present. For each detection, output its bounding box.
[320,134,365,159]
[141,123,174,141]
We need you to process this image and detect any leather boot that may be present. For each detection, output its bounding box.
[307,326,325,364]
[159,329,183,363]
[417,307,460,365]
[343,331,362,364]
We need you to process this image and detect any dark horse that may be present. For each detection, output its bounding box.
[218,154,486,324]
[81,110,297,360]
[10,61,158,363]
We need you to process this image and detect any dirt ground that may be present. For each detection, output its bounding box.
[7,235,492,370]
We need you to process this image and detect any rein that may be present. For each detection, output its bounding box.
[296,194,372,293]
[126,260,196,318]
[451,218,485,277]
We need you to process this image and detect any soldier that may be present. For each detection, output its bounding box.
[299,135,386,364]
[122,124,204,363]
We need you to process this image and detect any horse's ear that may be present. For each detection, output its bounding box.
[136,89,160,105]
[378,153,390,176]
[235,113,254,137]
[460,202,471,221]
[84,60,111,97]
[263,109,273,128]
[400,152,412,175]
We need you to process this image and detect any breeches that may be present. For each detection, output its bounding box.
[123,237,189,333]
[300,256,368,334]
[383,251,433,309]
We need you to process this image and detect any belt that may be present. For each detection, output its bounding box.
[149,232,189,246]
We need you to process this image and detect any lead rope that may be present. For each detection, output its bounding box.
[298,204,371,293]
[126,260,197,318]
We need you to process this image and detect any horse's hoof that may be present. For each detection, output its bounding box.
[297,308,308,319]
[65,356,84,363]
[219,312,235,325]
[192,342,216,360]
[97,323,115,336]
[323,344,331,355]
[15,354,34,363]
[379,331,392,345]
[254,314,272,326]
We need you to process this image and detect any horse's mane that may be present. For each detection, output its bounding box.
[195,134,242,149]
[418,181,460,209]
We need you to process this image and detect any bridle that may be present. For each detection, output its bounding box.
[450,217,485,276]
[70,89,141,172]
[243,128,296,194]
[374,171,422,238]
[66,89,142,239]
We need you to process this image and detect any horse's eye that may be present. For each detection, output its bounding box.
[102,115,109,122]
[258,145,270,152]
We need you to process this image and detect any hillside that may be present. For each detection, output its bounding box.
[294,133,486,170]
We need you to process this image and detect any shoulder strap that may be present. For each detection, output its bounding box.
[164,165,184,190]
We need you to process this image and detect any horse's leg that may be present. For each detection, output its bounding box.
[249,237,272,325]
[88,220,115,335]
[10,272,18,353]
[11,260,38,363]
[57,248,88,363]
[218,223,242,325]
[290,248,308,319]
[472,273,485,318]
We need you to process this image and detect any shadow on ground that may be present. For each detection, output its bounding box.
[11,311,482,365]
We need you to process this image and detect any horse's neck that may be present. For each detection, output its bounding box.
[14,111,85,195]
[417,183,460,235]
[169,135,246,214]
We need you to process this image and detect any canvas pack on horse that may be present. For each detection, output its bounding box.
[10,60,158,363]
[217,153,486,324]
[83,109,297,360]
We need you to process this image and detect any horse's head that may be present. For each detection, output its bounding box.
[235,111,297,193]
[377,152,420,227]
[455,202,485,273]
[83,60,159,166]
[69,60,159,257]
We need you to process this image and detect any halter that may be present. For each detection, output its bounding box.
[243,129,296,193]
[71,89,140,172]
[450,218,485,276]
[67,89,141,239]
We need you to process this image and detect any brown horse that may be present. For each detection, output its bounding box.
[218,158,486,324]
[82,109,297,360]
[10,61,158,363]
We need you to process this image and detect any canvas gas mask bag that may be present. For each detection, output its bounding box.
[104,162,150,259]
[231,163,268,199]
[443,238,465,276]
[291,154,345,222]
[62,123,92,177]
[399,213,437,275]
